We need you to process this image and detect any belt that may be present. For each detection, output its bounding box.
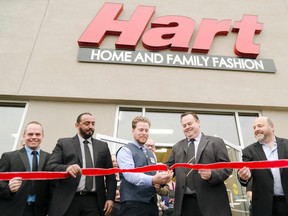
[75,191,96,196]
[184,193,197,198]
[27,202,35,206]
[273,195,285,201]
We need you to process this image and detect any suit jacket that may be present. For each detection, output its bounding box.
[239,137,288,216]
[166,134,232,216]
[46,135,117,216]
[0,147,52,216]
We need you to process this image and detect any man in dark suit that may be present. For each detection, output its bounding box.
[0,121,52,216]
[166,112,232,216]
[46,112,117,216]
[238,116,288,216]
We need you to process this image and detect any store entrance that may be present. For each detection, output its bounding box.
[96,134,250,216]
[224,140,250,216]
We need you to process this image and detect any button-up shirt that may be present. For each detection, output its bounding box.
[117,142,153,186]
[261,138,284,196]
[25,145,40,202]
[77,135,96,191]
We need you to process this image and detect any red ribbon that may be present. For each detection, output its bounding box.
[0,171,69,180]
[1,160,288,180]
[0,164,167,180]
[170,159,288,170]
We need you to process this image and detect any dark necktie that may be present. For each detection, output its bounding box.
[30,151,38,195]
[83,140,93,191]
[187,139,195,163]
[186,139,195,191]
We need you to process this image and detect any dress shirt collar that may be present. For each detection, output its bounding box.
[259,136,276,144]
[259,136,277,149]
[24,145,40,155]
[77,134,92,144]
[131,141,145,149]
[187,132,202,143]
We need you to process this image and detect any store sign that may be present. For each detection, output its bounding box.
[77,3,276,73]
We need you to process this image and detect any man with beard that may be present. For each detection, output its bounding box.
[117,116,172,216]
[238,116,288,216]
[46,112,116,216]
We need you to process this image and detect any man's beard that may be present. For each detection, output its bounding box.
[79,127,94,139]
[136,137,148,145]
[255,133,265,142]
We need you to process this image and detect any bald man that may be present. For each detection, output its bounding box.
[238,116,288,216]
[145,139,156,153]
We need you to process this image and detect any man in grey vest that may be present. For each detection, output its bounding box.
[117,116,172,216]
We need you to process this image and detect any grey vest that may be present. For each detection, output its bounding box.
[120,143,157,203]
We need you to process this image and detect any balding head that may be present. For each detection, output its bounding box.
[145,139,156,153]
[253,116,274,143]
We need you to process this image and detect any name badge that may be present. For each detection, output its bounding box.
[150,157,156,164]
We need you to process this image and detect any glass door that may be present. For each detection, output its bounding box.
[96,134,250,216]
[224,142,250,216]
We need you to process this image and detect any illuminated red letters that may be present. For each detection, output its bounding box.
[78,3,155,49]
[78,3,263,58]
[232,15,263,58]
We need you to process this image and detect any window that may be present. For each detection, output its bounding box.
[116,107,142,141]
[238,113,259,147]
[0,103,26,156]
[115,106,260,216]
[116,107,259,149]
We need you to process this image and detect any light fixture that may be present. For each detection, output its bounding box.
[11,133,17,138]
[155,148,168,153]
[235,199,247,202]
[149,129,173,135]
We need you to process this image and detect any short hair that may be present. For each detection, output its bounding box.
[180,112,199,121]
[76,112,93,123]
[266,117,274,127]
[132,116,151,129]
[23,121,44,135]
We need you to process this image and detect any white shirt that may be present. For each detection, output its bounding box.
[77,134,96,192]
[261,138,284,196]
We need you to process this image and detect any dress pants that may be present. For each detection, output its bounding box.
[181,194,203,216]
[272,196,288,216]
[119,199,158,216]
[64,192,101,216]
[23,202,35,216]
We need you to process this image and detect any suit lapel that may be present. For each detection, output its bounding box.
[182,139,189,157]
[38,150,46,171]
[196,134,209,164]
[73,136,83,166]
[254,142,272,176]
[276,137,285,174]
[19,147,30,171]
[91,138,98,167]
[254,143,267,160]
[277,137,285,160]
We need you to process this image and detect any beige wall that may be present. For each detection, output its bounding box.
[1,0,288,109]
[19,101,117,153]
[1,0,288,146]
[261,110,288,138]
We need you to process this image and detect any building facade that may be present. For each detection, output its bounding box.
[1,0,288,215]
